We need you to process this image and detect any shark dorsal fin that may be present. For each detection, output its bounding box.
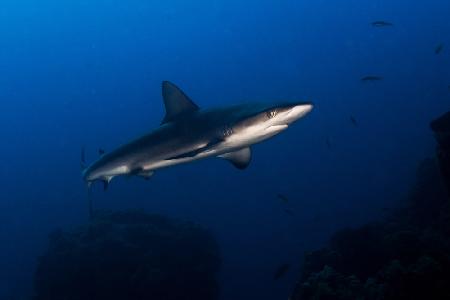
[161,81,199,124]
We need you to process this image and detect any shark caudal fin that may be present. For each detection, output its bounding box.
[161,81,199,124]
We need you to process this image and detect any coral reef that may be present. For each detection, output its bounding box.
[290,112,450,300]
[33,210,221,300]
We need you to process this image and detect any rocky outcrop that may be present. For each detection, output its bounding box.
[33,210,221,300]
[290,112,450,300]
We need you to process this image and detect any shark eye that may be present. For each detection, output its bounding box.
[266,109,277,119]
[222,126,233,137]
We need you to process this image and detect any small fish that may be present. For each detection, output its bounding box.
[277,193,289,203]
[274,263,290,280]
[371,21,393,27]
[284,208,295,217]
[350,115,358,127]
[435,43,444,55]
[361,75,383,82]
[99,148,106,156]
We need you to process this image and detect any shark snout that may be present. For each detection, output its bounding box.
[277,102,313,125]
[290,102,313,115]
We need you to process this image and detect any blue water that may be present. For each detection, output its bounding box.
[0,0,449,299]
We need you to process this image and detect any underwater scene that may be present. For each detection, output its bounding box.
[1,0,450,299]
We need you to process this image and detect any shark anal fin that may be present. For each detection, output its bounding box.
[161,81,199,124]
[219,147,252,170]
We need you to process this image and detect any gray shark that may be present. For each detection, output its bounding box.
[82,81,313,188]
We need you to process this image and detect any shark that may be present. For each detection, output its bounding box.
[82,81,313,188]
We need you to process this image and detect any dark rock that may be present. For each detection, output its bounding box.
[431,111,450,194]
[33,210,221,300]
[290,120,450,300]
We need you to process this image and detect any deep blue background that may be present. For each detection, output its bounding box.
[0,0,449,299]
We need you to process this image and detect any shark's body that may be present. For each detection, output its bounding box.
[82,81,313,187]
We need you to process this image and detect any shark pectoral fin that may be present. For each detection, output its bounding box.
[219,147,252,170]
[161,81,199,124]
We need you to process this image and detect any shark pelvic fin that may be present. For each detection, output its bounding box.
[138,171,154,180]
[219,147,252,170]
[161,81,199,124]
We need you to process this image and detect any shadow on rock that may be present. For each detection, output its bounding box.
[33,210,221,300]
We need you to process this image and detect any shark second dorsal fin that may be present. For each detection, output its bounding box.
[161,81,199,124]
[219,147,252,170]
